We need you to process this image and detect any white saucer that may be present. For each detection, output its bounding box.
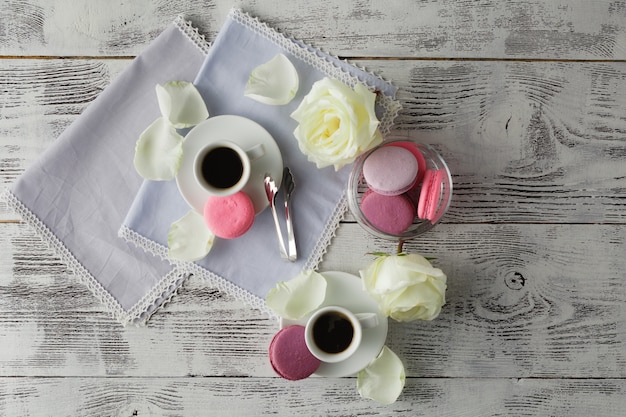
[280,271,388,377]
[176,115,283,214]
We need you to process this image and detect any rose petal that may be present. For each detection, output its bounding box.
[266,270,327,320]
[357,346,406,404]
[168,210,215,262]
[244,54,299,105]
[134,117,184,180]
[156,81,209,129]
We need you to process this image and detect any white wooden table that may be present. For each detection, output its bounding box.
[2,1,626,415]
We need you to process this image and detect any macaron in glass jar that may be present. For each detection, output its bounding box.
[347,137,452,241]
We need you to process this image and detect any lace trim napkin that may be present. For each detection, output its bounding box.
[2,17,210,325]
[120,9,401,316]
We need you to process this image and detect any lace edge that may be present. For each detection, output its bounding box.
[174,15,212,55]
[132,267,191,326]
[303,191,349,272]
[118,225,197,325]
[2,189,134,324]
[229,8,402,134]
[380,99,403,135]
[119,224,172,262]
[185,262,277,320]
[120,224,275,318]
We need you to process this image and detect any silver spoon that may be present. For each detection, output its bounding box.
[282,167,297,261]
[264,173,288,259]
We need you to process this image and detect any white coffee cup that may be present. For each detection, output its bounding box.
[304,305,379,363]
[193,141,264,197]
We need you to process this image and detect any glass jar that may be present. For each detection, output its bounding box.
[347,138,452,241]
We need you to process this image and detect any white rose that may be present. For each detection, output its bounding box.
[290,77,382,170]
[360,254,447,322]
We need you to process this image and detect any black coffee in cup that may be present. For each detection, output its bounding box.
[200,146,243,189]
[312,311,354,354]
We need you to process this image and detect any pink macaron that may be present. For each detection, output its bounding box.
[203,191,255,239]
[388,141,427,186]
[268,325,321,381]
[417,169,444,223]
[362,146,419,196]
[360,189,415,235]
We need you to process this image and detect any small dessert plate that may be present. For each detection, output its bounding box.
[176,115,283,214]
[280,271,388,377]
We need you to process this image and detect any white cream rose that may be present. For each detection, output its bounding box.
[360,253,447,322]
[290,77,382,170]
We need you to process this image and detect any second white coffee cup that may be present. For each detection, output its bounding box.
[304,305,379,363]
[193,141,265,197]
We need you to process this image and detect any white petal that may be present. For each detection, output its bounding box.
[134,117,183,180]
[168,210,215,262]
[244,54,299,105]
[266,270,327,320]
[357,346,406,404]
[156,81,209,129]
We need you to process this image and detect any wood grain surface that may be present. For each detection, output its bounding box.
[2,0,626,59]
[1,1,625,416]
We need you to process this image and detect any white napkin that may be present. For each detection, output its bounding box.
[2,17,211,325]
[120,9,401,315]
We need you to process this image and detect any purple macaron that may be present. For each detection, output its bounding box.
[360,189,415,235]
[362,146,419,196]
[268,325,320,380]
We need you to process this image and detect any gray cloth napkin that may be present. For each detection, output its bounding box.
[3,17,210,325]
[120,9,401,315]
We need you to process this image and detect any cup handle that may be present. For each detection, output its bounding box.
[245,144,265,161]
[355,312,379,329]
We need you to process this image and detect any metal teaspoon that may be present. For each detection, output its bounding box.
[264,173,289,259]
[282,167,297,261]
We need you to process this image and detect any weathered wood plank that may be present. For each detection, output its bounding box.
[1,0,626,59]
[1,221,625,380]
[0,377,623,416]
[3,59,626,223]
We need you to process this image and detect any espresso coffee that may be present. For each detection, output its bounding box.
[200,146,244,189]
[312,311,354,354]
